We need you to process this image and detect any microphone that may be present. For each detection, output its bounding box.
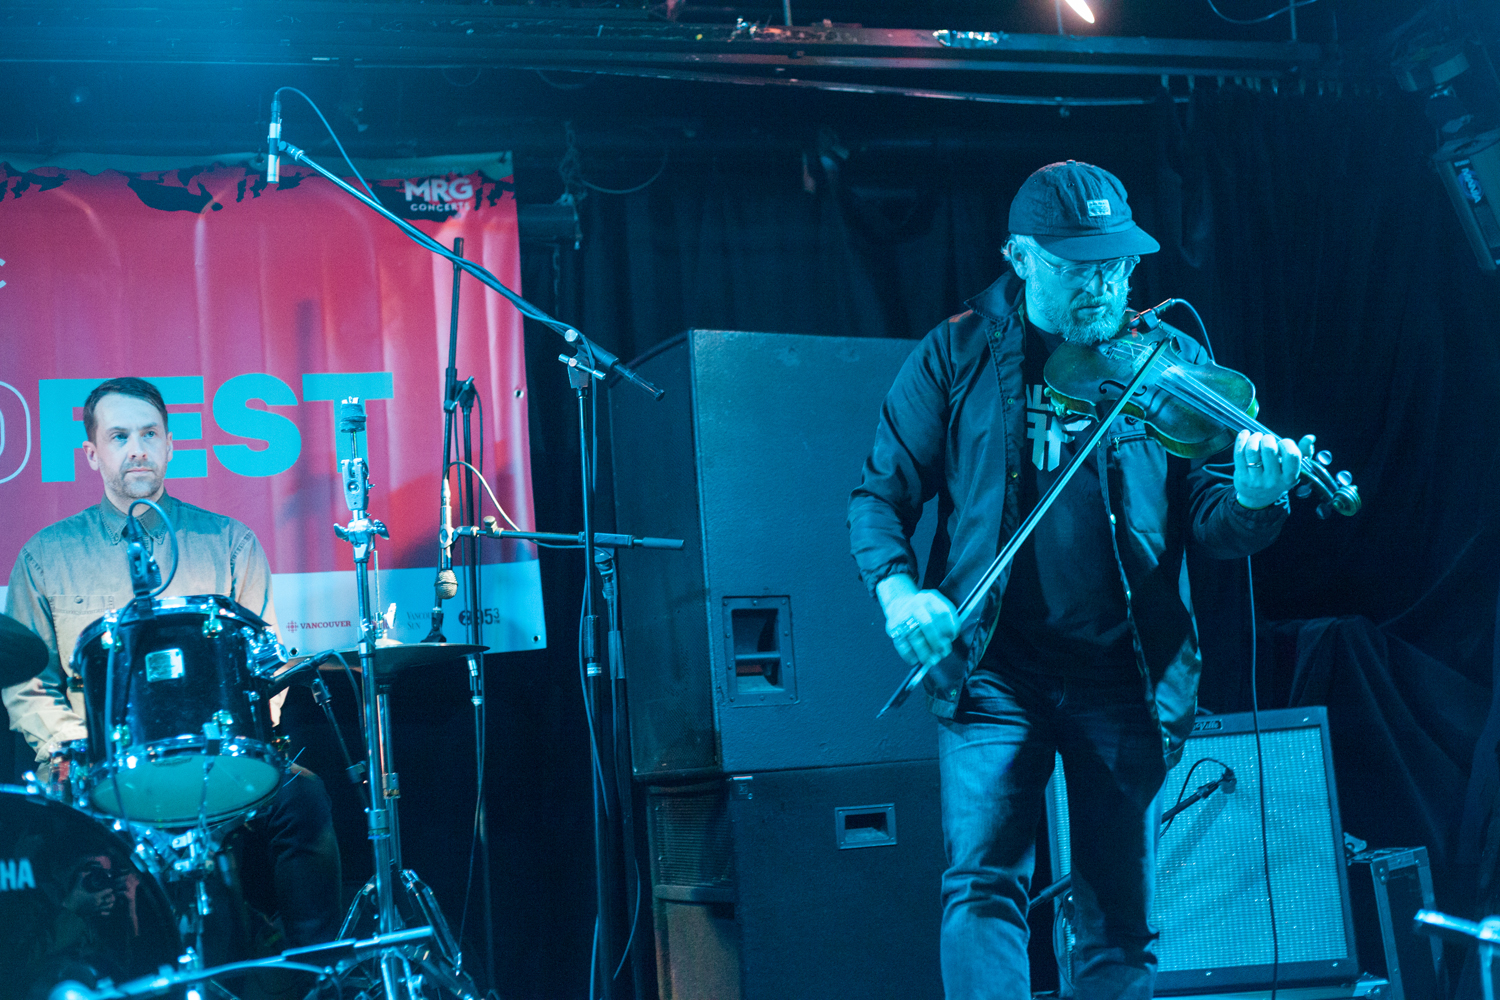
[1220,766,1237,794]
[1127,298,1179,335]
[123,513,160,614]
[424,476,457,643]
[436,477,458,601]
[266,93,281,184]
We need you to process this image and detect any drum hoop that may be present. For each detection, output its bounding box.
[91,733,283,762]
[74,594,272,651]
[84,739,285,826]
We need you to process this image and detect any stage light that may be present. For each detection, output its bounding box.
[1394,34,1500,270]
[1064,0,1096,24]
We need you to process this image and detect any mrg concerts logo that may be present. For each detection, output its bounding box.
[401,177,475,214]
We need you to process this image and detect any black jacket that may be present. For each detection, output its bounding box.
[848,272,1289,763]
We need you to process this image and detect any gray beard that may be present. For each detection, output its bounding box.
[1024,282,1130,345]
[1059,310,1126,345]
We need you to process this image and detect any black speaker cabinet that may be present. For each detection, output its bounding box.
[1047,706,1360,995]
[610,330,934,780]
[1434,127,1500,271]
[646,758,945,1000]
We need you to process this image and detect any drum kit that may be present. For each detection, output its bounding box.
[0,403,486,1000]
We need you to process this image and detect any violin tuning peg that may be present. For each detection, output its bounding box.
[1294,484,1312,499]
[1315,450,1332,466]
[1335,471,1354,487]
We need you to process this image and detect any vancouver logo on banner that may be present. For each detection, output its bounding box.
[0,162,545,655]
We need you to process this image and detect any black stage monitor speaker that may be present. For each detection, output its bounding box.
[610,330,934,780]
[1046,706,1360,995]
[646,758,945,1000]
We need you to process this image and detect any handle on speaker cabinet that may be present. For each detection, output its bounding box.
[835,804,897,849]
[723,596,797,706]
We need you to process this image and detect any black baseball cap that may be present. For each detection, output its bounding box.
[1009,160,1160,260]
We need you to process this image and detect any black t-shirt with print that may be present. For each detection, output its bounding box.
[978,320,1136,678]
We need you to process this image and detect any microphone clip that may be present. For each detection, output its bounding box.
[1127,298,1179,336]
[123,515,161,614]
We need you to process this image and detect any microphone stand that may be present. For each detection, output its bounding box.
[271,127,664,1000]
[594,546,649,1000]
[1028,767,1236,915]
[268,138,662,402]
[416,237,496,987]
[457,520,684,1000]
[48,927,436,1000]
[329,398,405,1000]
[564,354,617,1000]
[425,237,465,647]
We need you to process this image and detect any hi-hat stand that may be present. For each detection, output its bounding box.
[331,397,477,1000]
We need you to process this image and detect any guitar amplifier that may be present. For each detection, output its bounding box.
[1046,706,1360,994]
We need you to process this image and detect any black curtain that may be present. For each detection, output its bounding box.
[380,83,1500,998]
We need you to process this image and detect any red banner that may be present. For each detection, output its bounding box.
[0,162,544,652]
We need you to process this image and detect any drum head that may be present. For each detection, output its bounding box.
[90,742,281,826]
[0,788,180,1000]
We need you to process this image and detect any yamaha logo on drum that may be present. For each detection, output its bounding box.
[0,857,37,891]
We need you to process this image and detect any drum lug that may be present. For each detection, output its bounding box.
[202,710,234,740]
[201,614,223,638]
[111,724,130,750]
[100,628,114,649]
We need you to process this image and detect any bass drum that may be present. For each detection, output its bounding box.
[0,788,181,1000]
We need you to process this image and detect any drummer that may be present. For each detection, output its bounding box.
[1,376,343,949]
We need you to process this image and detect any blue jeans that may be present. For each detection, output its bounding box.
[938,667,1166,1000]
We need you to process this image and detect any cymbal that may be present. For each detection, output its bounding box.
[0,612,49,688]
[310,642,487,682]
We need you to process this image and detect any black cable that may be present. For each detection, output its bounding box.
[126,498,179,597]
[457,655,485,959]
[581,146,670,196]
[273,87,377,202]
[613,856,642,980]
[275,85,599,369]
[338,656,366,747]
[103,498,180,827]
[1160,756,1236,834]
[1204,0,1320,25]
[1175,300,1213,361]
[1247,555,1279,999]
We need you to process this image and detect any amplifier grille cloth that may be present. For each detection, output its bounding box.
[1050,726,1349,970]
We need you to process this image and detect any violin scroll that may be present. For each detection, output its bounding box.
[1299,449,1362,518]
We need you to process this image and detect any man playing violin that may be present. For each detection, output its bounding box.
[2,377,342,951]
[848,161,1310,1000]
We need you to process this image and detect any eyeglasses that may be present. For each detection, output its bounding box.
[1028,252,1140,288]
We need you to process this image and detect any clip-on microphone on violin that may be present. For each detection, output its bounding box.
[1127,298,1184,336]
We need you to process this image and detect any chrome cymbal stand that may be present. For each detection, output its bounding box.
[331,398,475,1000]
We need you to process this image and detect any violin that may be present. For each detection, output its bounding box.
[1042,329,1361,518]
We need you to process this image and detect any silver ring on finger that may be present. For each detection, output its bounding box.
[889,617,922,640]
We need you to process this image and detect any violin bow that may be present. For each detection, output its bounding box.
[877,337,1170,719]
